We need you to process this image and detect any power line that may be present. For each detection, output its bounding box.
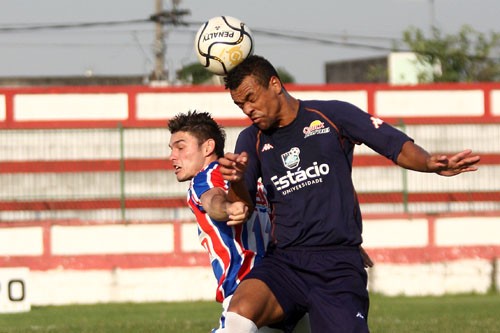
[250,28,405,52]
[0,19,151,32]
[0,17,406,52]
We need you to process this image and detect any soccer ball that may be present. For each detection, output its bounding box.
[194,16,254,76]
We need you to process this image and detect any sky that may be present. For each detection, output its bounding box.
[0,0,498,84]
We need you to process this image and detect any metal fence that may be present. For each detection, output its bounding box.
[0,123,499,221]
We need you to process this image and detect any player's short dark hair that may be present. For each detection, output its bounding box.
[225,55,281,90]
[168,110,226,158]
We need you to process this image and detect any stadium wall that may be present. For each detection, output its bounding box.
[1,214,499,306]
[1,82,499,128]
[0,83,499,307]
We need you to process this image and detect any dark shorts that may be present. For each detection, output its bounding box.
[244,245,370,333]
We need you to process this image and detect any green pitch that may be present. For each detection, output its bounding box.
[0,293,498,332]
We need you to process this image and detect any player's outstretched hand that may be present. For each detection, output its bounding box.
[226,201,250,226]
[219,152,249,182]
[430,149,480,177]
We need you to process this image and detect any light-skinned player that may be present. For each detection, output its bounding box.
[168,110,310,333]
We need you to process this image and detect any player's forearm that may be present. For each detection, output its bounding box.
[396,141,432,172]
[206,192,231,221]
[227,179,255,212]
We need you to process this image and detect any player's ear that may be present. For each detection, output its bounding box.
[269,76,282,93]
[203,138,216,157]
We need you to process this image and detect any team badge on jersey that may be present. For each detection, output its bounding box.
[303,120,330,138]
[281,147,301,169]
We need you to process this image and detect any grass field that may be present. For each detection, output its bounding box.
[0,293,498,332]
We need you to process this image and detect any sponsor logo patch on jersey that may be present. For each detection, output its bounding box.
[273,147,330,195]
[270,161,330,194]
[303,120,331,138]
[281,147,301,169]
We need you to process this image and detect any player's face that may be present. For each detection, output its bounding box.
[169,131,207,182]
[230,75,282,130]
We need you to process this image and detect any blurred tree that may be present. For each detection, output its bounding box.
[366,64,388,83]
[176,63,214,85]
[276,67,295,84]
[402,25,500,82]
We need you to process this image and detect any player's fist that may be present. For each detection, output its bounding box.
[226,201,249,226]
[219,152,249,182]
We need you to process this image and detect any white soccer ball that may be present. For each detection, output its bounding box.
[194,16,254,76]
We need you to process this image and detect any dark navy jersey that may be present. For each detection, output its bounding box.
[235,100,413,249]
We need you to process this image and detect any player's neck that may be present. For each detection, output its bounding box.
[203,155,219,168]
[278,92,299,127]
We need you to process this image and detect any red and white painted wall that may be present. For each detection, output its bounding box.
[0,83,499,310]
[1,82,499,128]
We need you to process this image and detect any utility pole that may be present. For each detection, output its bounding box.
[150,0,190,82]
[429,0,436,34]
[152,0,167,81]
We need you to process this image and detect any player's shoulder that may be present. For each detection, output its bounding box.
[301,99,366,121]
[301,99,358,112]
[193,161,221,182]
[236,125,260,149]
[239,124,260,137]
[192,161,227,196]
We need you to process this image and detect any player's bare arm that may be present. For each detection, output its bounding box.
[200,187,249,224]
[220,151,254,224]
[396,141,480,176]
[222,151,254,212]
[227,178,254,214]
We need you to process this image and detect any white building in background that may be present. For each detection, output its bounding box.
[388,52,441,85]
[325,52,439,85]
